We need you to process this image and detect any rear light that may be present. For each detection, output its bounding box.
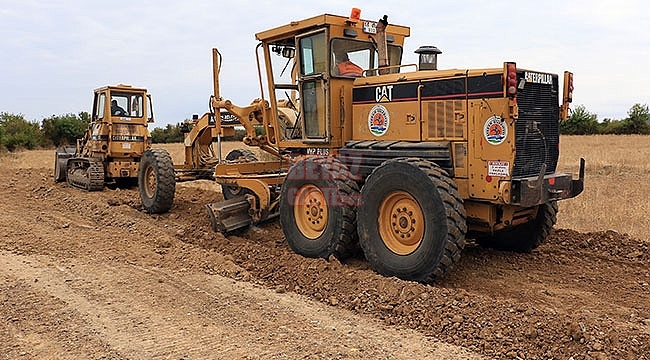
[506,62,517,98]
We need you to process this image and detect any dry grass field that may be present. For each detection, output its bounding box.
[556,135,650,241]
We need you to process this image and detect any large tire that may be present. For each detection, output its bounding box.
[279,157,360,260]
[54,146,76,182]
[477,201,558,253]
[221,148,258,200]
[358,158,467,283]
[138,148,176,214]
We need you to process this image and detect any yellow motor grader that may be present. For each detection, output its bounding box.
[55,85,176,213]
[146,10,584,282]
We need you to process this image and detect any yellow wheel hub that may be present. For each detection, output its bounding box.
[294,184,328,239]
[379,191,425,255]
[144,165,157,198]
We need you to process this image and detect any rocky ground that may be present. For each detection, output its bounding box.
[1,152,649,359]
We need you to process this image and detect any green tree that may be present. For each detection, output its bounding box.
[0,112,43,151]
[560,105,599,135]
[150,126,166,143]
[618,103,650,135]
[150,124,183,143]
[41,112,90,147]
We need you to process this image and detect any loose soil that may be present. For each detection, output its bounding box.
[1,151,649,359]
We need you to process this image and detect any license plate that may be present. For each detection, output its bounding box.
[363,21,377,34]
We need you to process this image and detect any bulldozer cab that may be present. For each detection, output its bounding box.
[255,13,410,152]
[87,84,154,158]
[92,85,154,125]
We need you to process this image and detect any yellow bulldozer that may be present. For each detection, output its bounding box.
[55,85,176,213]
[144,10,584,283]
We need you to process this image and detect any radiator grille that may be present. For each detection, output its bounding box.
[512,72,560,178]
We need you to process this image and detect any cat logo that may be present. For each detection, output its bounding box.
[375,85,393,102]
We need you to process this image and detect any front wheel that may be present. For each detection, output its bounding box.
[279,157,359,260]
[138,149,176,213]
[358,158,467,283]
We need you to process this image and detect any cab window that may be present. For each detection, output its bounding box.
[299,32,327,76]
[110,93,143,117]
[330,38,403,77]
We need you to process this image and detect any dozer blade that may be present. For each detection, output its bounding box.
[206,196,253,233]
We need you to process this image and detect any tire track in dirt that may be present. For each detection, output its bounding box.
[1,271,123,360]
[4,166,650,359]
[1,167,483,359]
[0,250,480,359]
[169,186,650,359]
[1,251,346,359]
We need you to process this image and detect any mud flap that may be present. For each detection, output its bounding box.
[206,196,253,233]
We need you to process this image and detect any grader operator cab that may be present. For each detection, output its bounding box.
[146,10,585,283]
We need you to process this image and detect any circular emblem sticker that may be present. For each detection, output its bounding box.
[483,116,507,145]
[368,104,390,136]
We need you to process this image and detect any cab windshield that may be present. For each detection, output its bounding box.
[330,38,403,78]
[110,92,144,117]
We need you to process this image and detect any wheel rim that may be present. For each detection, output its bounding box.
[144,165,157,198]
[294,184,328,239]
[378,191,425,255]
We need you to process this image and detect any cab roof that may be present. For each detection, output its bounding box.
[255,13,410,43]
[94,84,148,94]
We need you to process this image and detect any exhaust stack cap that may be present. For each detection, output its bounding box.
[415,45,442,70]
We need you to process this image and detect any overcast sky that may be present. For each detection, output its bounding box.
[1,0,648,127]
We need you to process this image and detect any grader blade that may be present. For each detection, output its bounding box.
[206,196,252,233]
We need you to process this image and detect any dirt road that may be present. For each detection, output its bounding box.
[1,152,649,359]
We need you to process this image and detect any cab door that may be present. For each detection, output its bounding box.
[297,29,329,143]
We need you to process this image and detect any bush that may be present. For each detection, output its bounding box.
[560,105,599,135]
[41,112,90,147]
[151,124,183,143]
[0,112,43,151]
[620,103,650,135]
[597,104,650,135]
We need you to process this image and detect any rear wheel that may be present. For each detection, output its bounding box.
[477,201,558,253]
[358,158,467,283]
[279,157,359,260]
[222,148,258,200]
[138,149,176,213]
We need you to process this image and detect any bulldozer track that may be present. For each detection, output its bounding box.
[66,158,104,191]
